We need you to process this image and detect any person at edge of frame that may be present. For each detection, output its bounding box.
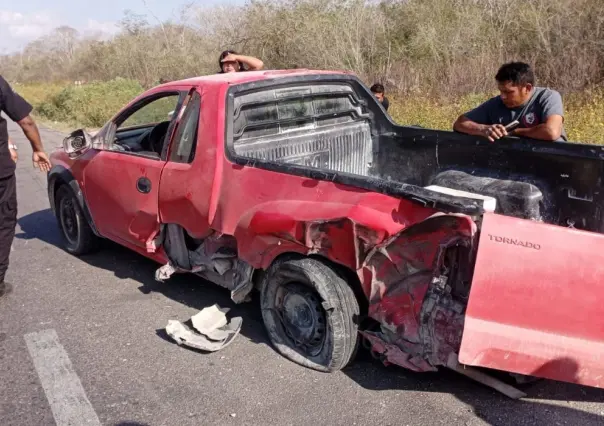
[0,75,52,299]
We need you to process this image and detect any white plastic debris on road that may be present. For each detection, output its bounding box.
[165,304,243,352]
[155,263,177,282]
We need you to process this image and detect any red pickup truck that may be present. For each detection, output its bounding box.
[48,69,604,397]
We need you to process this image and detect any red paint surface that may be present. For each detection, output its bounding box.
[459,212,604,388]
[81,150,164,249]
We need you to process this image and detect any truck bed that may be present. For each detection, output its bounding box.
[227,76,604,233]
[375,127,604,232]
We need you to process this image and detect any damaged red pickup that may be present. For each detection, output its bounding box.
[47,70,604,397]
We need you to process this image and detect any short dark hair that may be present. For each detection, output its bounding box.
[370,83,385,94]
[495,62,535,86]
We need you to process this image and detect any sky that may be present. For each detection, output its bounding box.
[0,0,242,54]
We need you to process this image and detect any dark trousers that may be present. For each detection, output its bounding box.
[0,173,17,284]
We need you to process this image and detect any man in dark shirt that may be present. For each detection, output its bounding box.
[453,62,566,142]
[370,83,390,112]
[0,75,51,298]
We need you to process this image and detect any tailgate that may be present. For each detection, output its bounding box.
[458,212,604,388]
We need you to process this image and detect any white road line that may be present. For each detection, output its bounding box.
[24,329,101,426]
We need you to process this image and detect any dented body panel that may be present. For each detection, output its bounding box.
[49,69,604,394]
[360,214,475,372]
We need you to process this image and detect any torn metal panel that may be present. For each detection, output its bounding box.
[161,225,256,304]
[304,218,384,270]
[360,214,476,372]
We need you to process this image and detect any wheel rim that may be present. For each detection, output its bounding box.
[275,283,327,357]
[59,196,79,245]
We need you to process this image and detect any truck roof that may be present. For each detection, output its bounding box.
[159,69,355,88]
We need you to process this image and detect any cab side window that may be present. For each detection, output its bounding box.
[169,91,201,163]
[121,95,179,129]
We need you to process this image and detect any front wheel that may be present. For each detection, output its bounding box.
[260,256,360,372]
[55,185,99,255]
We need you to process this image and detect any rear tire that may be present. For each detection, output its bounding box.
[55,185,99,255]
[260,255,360,372]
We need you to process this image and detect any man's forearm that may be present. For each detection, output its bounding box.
[17,116,44,152]
[512,124,559,141]
[453,117,488,136]
[236,54,264,70]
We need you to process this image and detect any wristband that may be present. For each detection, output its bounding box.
[8,143,17,150]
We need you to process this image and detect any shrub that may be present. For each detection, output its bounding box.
[15,80,604,145]
[36,78,144,127]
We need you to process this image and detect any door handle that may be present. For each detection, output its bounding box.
[137,177,152,194]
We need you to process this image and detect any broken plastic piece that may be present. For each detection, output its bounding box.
[155,263,176,282]
[166,320,242,352]
[424,185,497,212]
[145,228,162,253]
[165,305,242,352]
[191,304,231,340]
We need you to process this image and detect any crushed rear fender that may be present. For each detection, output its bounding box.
[359,213,477,371]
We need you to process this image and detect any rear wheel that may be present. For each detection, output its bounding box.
[260,256,360,372]
[55,185,99,255]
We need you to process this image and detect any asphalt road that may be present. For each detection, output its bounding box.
[1,120,603,426]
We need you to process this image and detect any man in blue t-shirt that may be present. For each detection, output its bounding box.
[453,62,566,142]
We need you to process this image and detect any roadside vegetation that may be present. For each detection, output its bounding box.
[3,0,604,143]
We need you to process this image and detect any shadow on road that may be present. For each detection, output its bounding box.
[15,207,63,247]
[114,423,150,426]
[344,353,604,425]
[16,208,604,426]
[16,208,269,348]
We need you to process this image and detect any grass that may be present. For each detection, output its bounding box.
[12,79,145,132]
[11,80,604,145]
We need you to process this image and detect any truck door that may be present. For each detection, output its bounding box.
[459,212,604,388]
[158,89,213,239]
[82,91,183,250]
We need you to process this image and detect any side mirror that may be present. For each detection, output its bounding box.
[63,129,92,158]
